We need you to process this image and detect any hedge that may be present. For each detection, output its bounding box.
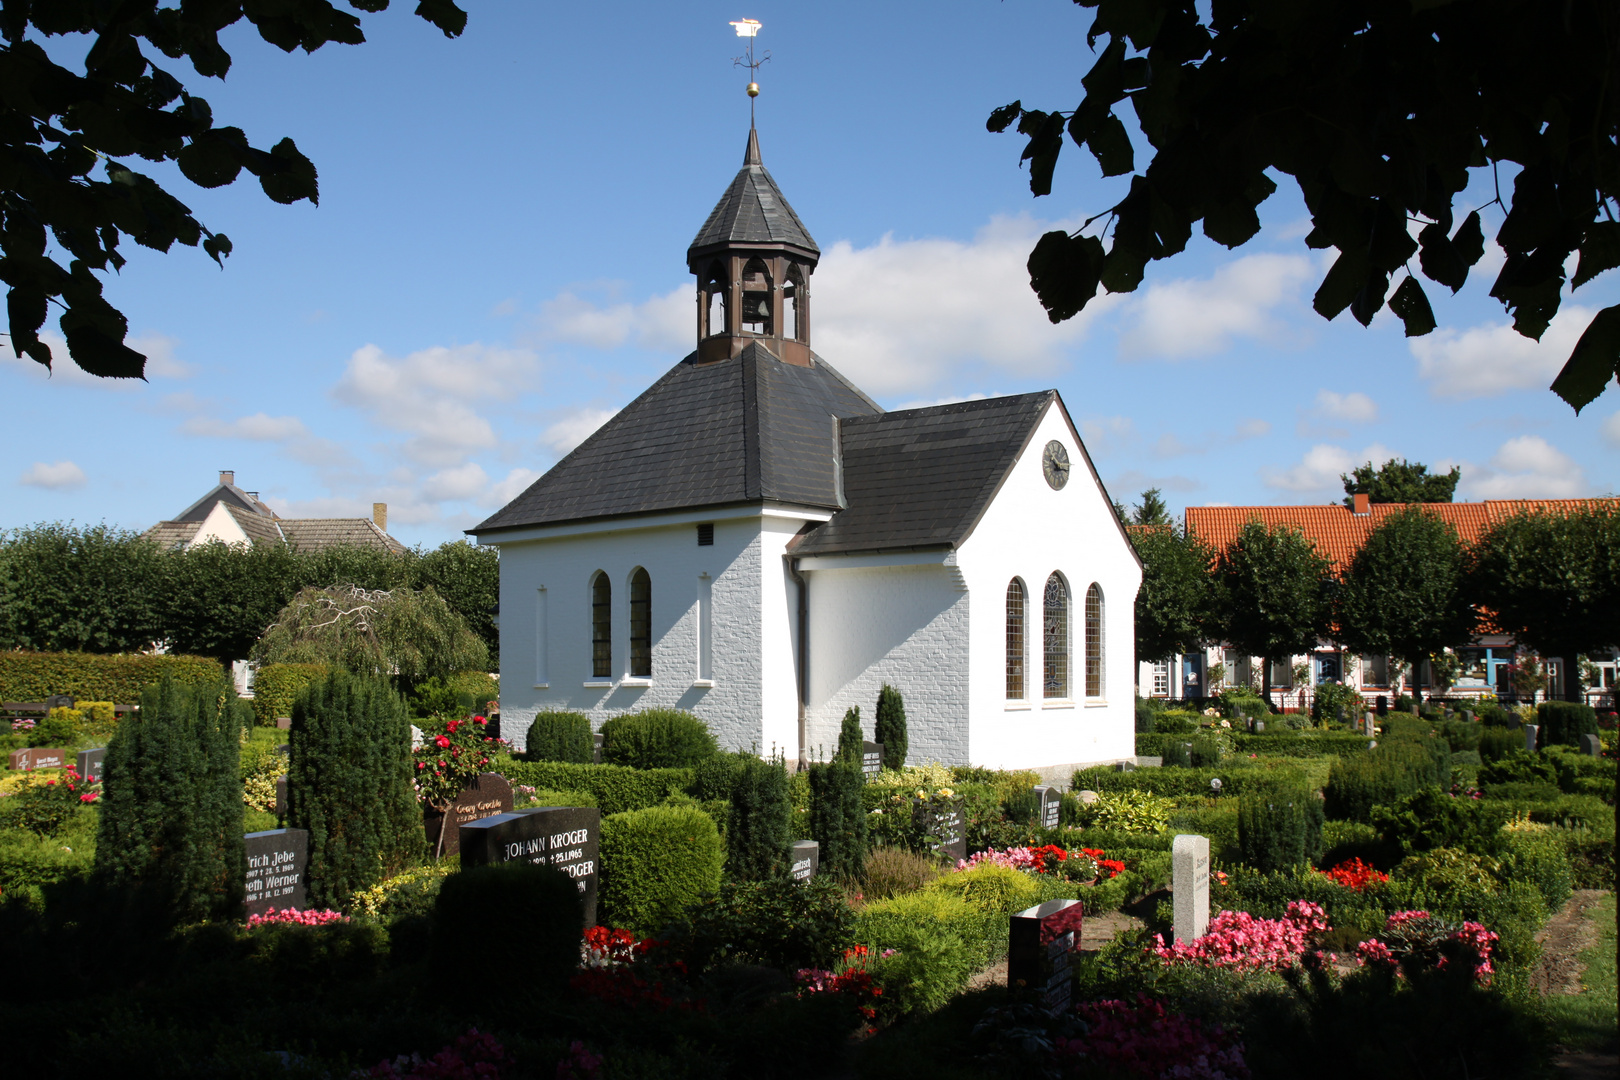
[1135,732,1376,760]
[1323,742,1443,822]
[1536,701,1599,747]
[432,863,581,982]
[0,651,223,704]
[524,710,594,764]
[251,663,328,727]
[599,804,724,933]
[493,756,694,816]
[1070,763,1313,798]
[600,709,719,769]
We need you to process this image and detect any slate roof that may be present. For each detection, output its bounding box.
[689,129,818,258]
[790,393,1056,556]
[472,344,881,534]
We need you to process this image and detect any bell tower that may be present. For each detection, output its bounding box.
[688,127,820,366]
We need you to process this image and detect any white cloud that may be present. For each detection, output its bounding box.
[18,460,86,490]
[537,286,689,353]
[486,467,541,507]
[1458,436,1586,498]
[1080,415,1136,458]
[128,332,190,378]
[1603,411,1620,449]
[421,462,490,502]
[183,412,310,441]
[1313,390,1379,423]
[1235,418,1271,440]
[1411,305,1594,399]
[1119,253,1315,359]
[331,343,539,467]
[541,407,618,457]
[893,391,992,411]
[1262,442,1394,494]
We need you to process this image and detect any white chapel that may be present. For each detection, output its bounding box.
[470,128,1140,774]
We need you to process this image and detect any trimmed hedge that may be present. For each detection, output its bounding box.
[1536,701,1598,747]
[600,709,719,769]
[1322,742,1440,822]
[599,804,724,933]
[251,663,328,727]
[524,710,594,764]
[0,651,223,704]
[1070,763,1313,798]
[494,756,694,816]
[432,863,581,983]
[809,761,869,880]
[1238,784,1324,872]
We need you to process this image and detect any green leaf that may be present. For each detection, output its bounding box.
[1451,211,1484,267]
[1387,276,1437,337]
[1313,248,1369,320]
[7,284,47,343]
[1549,304,1620,414]
[1572,221,1620,289]
[1202,199,1261,249]
[986,101,1022,133]
[257,137,319,206]
[1027,231,1104,323]
[1417,222,1468,292]
[1020,111,1066,197]
[1087,113,1135,177]
[177,137,243,188]
[415,0,469,38]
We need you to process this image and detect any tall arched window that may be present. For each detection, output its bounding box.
[740,258,772,335]
[1085,583,1105,698]
[785,265,806,341]
[590,571,612,679]
[628,568,652,678]
[702,261,727,338]
[1005,578,1026,700]
[1043,573,1069,699]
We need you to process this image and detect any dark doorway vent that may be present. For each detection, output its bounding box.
[697,523,715,546]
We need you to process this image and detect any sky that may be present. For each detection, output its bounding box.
[5,1,1617,549]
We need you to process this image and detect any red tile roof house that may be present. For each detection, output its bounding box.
[1138,495,1619,712]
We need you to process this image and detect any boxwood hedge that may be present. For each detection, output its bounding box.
[494,756,694,816]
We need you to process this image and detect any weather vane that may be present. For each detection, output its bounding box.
[730,19,768,125]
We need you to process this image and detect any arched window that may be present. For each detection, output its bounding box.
[740,258,772,335]
[785,265,806,341]
[628,567,652,678]
[1043,574,1069,699]
[1085,583,1105,698]
[590,571,612,679]
[1005,578,1026,700]
[703,261,727,338]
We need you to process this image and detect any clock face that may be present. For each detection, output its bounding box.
[1042,440,1070,490]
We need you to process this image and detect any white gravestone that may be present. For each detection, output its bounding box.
[1171,833,1210,944]
[1524,724,1540,753]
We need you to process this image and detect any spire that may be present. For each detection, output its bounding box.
[745,125,762,167]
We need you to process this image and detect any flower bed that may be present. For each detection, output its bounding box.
[248,907,350,928]
[1355,909,1499,984]
[1055,995,1249,1080]
[1154,900,1330,972]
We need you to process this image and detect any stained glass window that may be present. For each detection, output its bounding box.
[1043,574,1068,699]
[1006,578,1026,699]
[629,568,651,678]
[1085,583,1104,698]
[591,572,612,679]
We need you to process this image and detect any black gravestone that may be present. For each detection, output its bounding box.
[459,806,600,926]
[1376,695,1388,717]
[275,775,287,817]
[1009,898,1084,1012]
[1033,785,1061,829]
[75,747,105,783]
[789,840,819,882]
[592,733,604,765]
[913,796,966,862]
[45,693,74,711]
[861,741,884,778]
[424,772,514,858]
[1579,733,1602,758]
[244,828,308,917]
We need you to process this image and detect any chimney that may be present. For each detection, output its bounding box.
[219,470,235,487]
[1352,492,1370,516]
[373,502,388,532]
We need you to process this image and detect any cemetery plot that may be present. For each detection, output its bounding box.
[789,839,819,882]
[460,806,600,925]
[1008,897,1084,1012]
[244,828,309,917]
[424,771,513,858]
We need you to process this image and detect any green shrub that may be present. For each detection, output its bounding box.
[837,706,863,763]
[1189,734,1223,767]
[808,761,869,880]
[287,671,423,910]
[250,663,328,727]
[1230,732,1376,758]
[1319,819,1384,869]
[1537,701,1599,747]
[1238,784,1324,872]
[599,804,724,933]
[862,846,943,899]
[1084,789,1175,832]
[30,707,79,747]
[600,708,719,769]
[432,862,581,983]
[660,876,854,974]
[495,756,693,815]
[0,805,96,894]
[1497,829,1573,913]
[347,862,456,923]
[93,676,243,922]
[1071,763,1312,799]
[1219,686,1269,718]
[856,888,993,966]
[864,920,980,1016]
[875,684,908,770]
[244,918,390,987]
[1312,681,1364,724]
[925,863,1045,916]
[1152,710,1200,734]
[1159,739,1193,767]
[1477,724,1521,762]
[1371,787,1509,858]
[720,753,791,880]
[524,710,594,764]
[1323,743,1438,822]
[1135,698,1157,733]
[0,650,223,705]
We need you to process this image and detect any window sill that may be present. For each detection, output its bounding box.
[619,678,654,687]
[1084,699,1108,707]
[692,679,715,688]
[533,683,550,690]
[583,681,614,689]
[1004,702,1031,711]
[1041,700,1075,709]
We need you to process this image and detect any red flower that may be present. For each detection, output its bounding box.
[447,718,462,734]
[434,734,451,749]
[473,715,487,725]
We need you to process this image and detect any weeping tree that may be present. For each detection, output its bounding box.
[250,584,488,690]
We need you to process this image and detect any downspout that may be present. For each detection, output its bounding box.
[788,556,808,770]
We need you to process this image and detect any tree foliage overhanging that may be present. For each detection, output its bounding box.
[1342,459,1461,506]
[1337,506,1474,676]
[991,0,1620,411]
[1,1,466,379]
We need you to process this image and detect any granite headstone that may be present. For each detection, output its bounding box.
[425,772,514,858]
[275,775,287,817]
[275,717,291,731]
[75,747,105,782]
[45,693,74,711]
[1524,724,1540,753]
[1008,898,1084,1012]
[1034,786,1062,829]
[861,741,884,778]
[244,828,308,917]
[8,747,68,771]
[789,840,819,883]
[1171,833,1210,944]
[1580,733,1602,758]
[459,805,600,925]
[913,796,966,862]
[1076,789,1100,805]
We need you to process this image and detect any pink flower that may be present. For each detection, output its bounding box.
[248,908,349,928]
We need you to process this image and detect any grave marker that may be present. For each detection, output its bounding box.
[861,741,884,778]
[275,776,287,817]
[45,693,74,711]
[8,747,68,771]
[913,796,966,862]
[459,806,600,925]
[425,772,514,858]
[1033,786,1062,829]
[593,733,604,765]
[1171,834,1210,944]
[75,747,105,783]
[1364,711,1376,735]
[1008,898,1084,1012]
[1376,696,1388,717]
[275,717,291,731]
[1580,733,1602,758]
[1524,725,1540,753]
[1114,760,1136,773]
[244,828,308,917]
[1076,789,1099,805]
[789,840,819,882]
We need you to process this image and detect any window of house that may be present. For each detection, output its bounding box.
[1043,574,1069,699]
[1360,654,1389,686]
[1085,583,1104,698]
[1268,659,1294,688]
[1455,647,1488,684]
[1006,578,1026,699]
[628,568,651,679]
[1152,661,1170,697]
[591,571,612,679]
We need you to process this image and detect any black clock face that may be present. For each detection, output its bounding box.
[1042,440,1070,490]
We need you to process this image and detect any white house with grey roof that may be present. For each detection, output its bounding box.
[470,128,1140,774]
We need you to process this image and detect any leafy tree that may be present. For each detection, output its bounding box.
[415,540,500,667]
[990,0,1620,412]
[1130,487,1171,526]
[250,583,489,685]
[1130,520,1212,663]
[160,538,303,661]
[1341,460,1461,506]
[94,676,243,922]
[1209,520,1332,703]
[287,670,422,908]
[1337,507,1475,696]
[1471,505,1620,701]
[1,1,466,379]
[0,523,165,652]
[874,684,908,770]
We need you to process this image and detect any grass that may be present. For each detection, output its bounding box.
[1544,891,1619,1054]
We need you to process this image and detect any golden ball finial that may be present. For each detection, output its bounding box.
[746,82,760,98]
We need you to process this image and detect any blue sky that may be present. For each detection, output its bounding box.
[5,1,1617,548]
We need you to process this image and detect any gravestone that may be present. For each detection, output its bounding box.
[1008,898,1084,1012]
[1033,786,1062,829]
[483,708,501,742]
[275,717,291,731]
[1580,733,1602,757]
[1114,760,1136,773]
[789,840,819,882]
[913,796,966,862]
[75,747,105,783]
[8,747,68,771]
[411,725,424,750]
[244,828,308,917]
[459,806,600,925]
[592,733,604,765]
[1364,711,1376,735]
[1335,706,1347,725]
[1253,720,1265,733]
[425,772,514,858]
[1076,789,1099,805]
[1134,756,1163,768]
[275,775,287,817]
[45,693,74,711]
[1171,834,1210,944]
[1460,709,1473,724]
[1524,725,1540,753]
[1376,695,1388,717]
[861,741,884,778]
